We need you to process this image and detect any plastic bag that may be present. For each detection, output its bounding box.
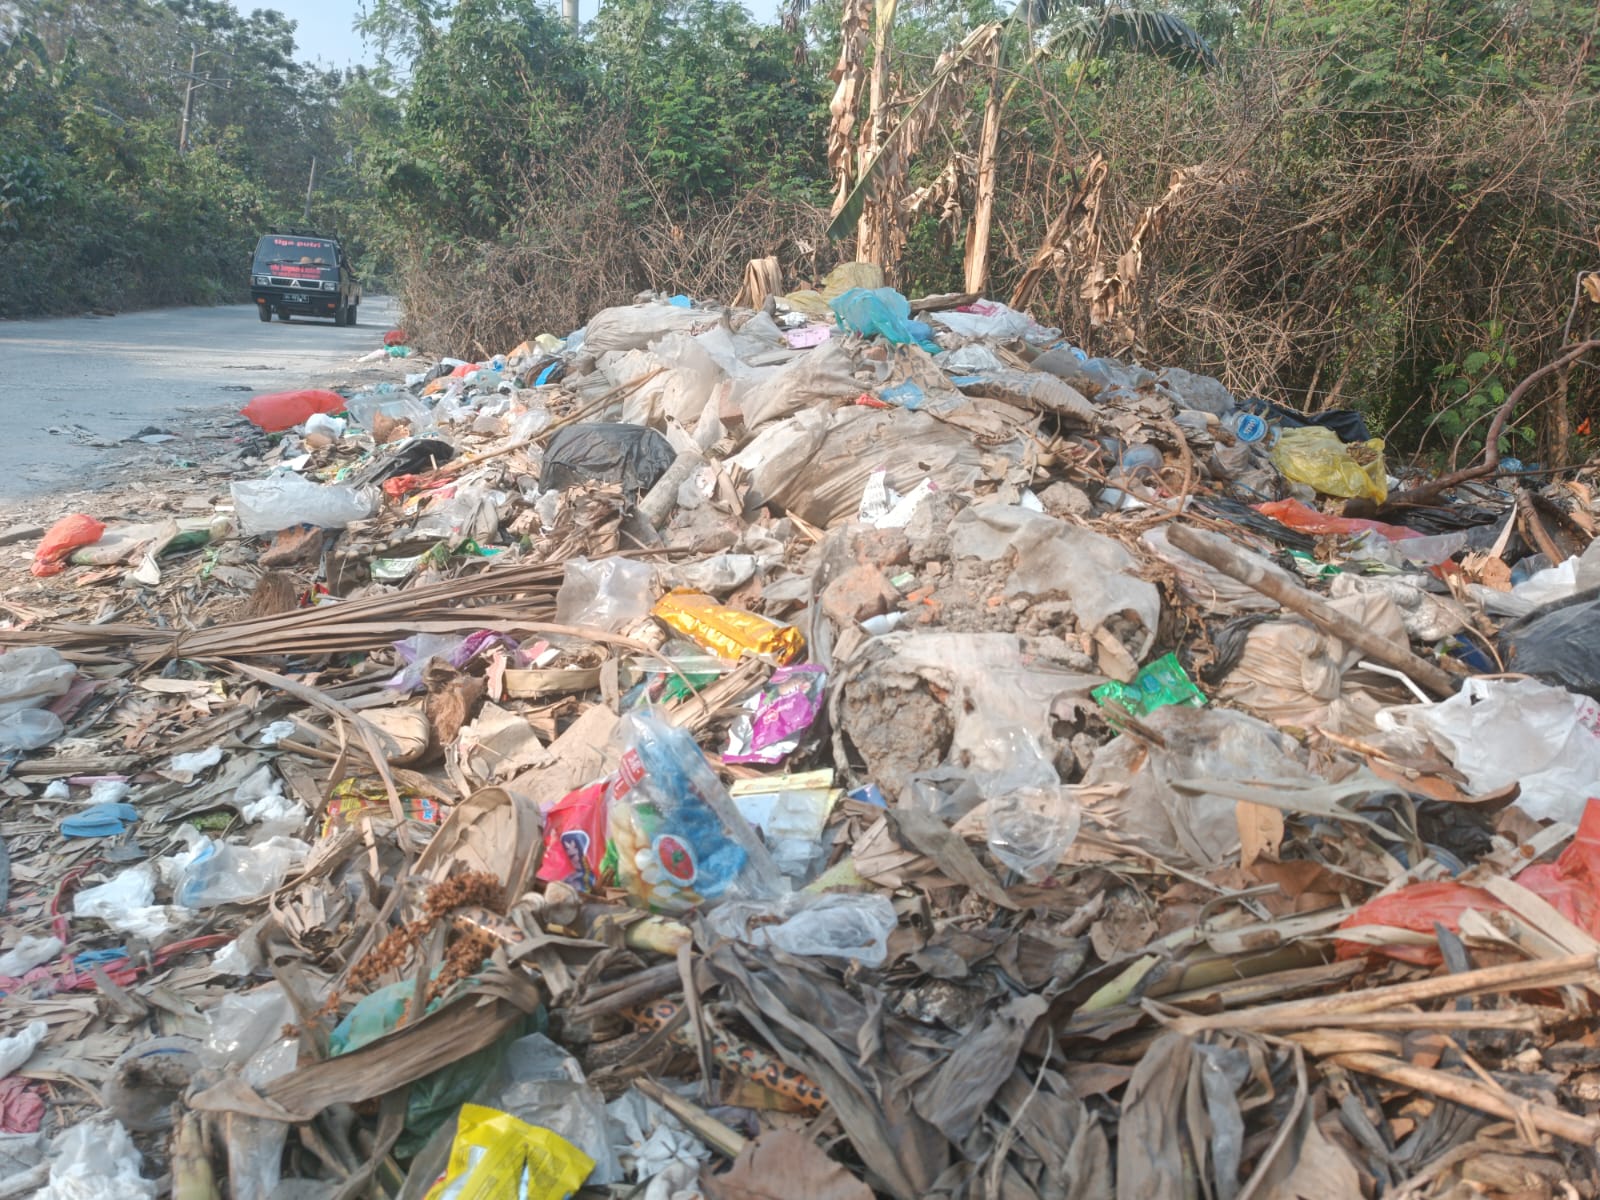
[1093,653,1205,720]
[536,782,613,890]
[739,340,863,429]
[1339,797,1600,966]
[176,835,307,908]
[1254,498,1419,541]
[0,709,63,751]
[728,771,836,881]
[0,1020,45,1077]
[240,388,346,433]
[0,935,62,978]
[969,725,1081,880]
[1499,591,1600,699]
[0,648,75,726]
[652,591,805,664]
[35,1121,156,1200]
[31,514,106,576]
[474,1035,620,1185]
[583,303,716,353]
[230,474,374,534]
[1269,427,1388,502]
[1381,677,1600,822]
[554,557,656,633]
[607,711,781,914]
[421,1104,593,1200]
[540,423,675,497]
[1140,526,1279,614]
[701,892,897,964]
[829,287,928,345]
[1079,707,1314,869]
[928,300,1060,345]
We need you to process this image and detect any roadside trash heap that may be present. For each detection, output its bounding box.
[4,262,1600,1200]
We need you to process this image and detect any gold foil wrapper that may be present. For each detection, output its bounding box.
[652,590,805,664]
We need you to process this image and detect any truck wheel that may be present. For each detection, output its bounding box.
[334,303,348,327]
[257,305,271,322]
[278,311,291,322]
[347,305,358,326]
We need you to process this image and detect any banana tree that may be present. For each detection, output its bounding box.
[826,0,1213,293]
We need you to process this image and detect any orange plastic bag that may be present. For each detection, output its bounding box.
[1337,797,1600,965]
[31,514,106,577]
[240,389,347,433]
[1255,498,1420,542]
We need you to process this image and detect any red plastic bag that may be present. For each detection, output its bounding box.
[537,780,613,890]
[1337,797,1600,965]
[1255,498,1420,542]
[240,389,347,433]
[383,329,408,347]
[31,515,106,577]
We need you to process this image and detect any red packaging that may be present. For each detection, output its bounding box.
[240,389,347,433]
[1255,498,1421,541]
[1338,797,1600,965]
[537,780,613,890]
[31,515,106,577]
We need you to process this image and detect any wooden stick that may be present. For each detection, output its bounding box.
[1169,1006,1545,1035]
[633,1077,750,1159]
[1184,952,1599,1025]
[1329,1051,1600,1147]
[1166,523,1461,697]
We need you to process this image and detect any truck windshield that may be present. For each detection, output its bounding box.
[253,236,339,279]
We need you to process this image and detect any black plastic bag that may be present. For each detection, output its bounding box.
[540,422,675,498]
[1240,396,1371,443]
[1498,587,1600,699]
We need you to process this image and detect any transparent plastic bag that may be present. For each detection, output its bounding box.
[969,725,1081,880]
[230,474,374,534]
[0,708,64,750]
[701,892,897,965]
[35,1121,155,1200]
[829,287,926,345]
[555,557,656,633]
[607,711,782,914]
[176,836,307,908]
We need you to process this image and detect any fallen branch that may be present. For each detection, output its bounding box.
[1166,523,1461,696]
[1387,338,1600,505]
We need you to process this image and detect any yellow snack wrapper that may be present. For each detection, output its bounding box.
[423,1105,593,1200]
[652,590,805,664]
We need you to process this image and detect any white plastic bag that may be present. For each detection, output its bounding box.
[0,935,63,977]
[231,473,374,534]
[584,303,718,353]
[928,301,1060,345]
[1382,678,1600,822]
[0,647,75,721]
[72,864,180,938]
[36,1121,156,1200]
[0,1020,46,1077]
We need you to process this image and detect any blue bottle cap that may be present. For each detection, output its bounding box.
[1233,413,1267,443]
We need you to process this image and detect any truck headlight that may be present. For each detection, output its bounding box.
[253,275,268,286]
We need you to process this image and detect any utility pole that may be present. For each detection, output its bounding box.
[176,45,230,154]
[562,0,577,33]
[178,45,199,153]
[303,157,317,225]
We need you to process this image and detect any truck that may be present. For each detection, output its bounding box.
[249,232,362,325]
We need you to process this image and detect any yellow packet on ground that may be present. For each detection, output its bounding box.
[652,590,805,664]
[423,1105,594,1200]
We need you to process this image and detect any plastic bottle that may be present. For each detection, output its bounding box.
[1224,411,1270,445]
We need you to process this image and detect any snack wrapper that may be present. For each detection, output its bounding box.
[652,590,804,664]
[423,1104,593,1200]
[724,665,827,765]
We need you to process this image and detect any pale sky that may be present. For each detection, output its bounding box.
[256,0,783,69]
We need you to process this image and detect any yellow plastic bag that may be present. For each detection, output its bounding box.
[423,1105,594,1200]
[653,590,805,664]
[783,261,886,317]
[1270,427,1388,503]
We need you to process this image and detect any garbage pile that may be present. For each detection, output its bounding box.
[4,261,1600,1199]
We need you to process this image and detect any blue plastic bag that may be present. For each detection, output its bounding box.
[830,287,928,346]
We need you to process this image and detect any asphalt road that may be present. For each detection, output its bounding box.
[0,297,400,508]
